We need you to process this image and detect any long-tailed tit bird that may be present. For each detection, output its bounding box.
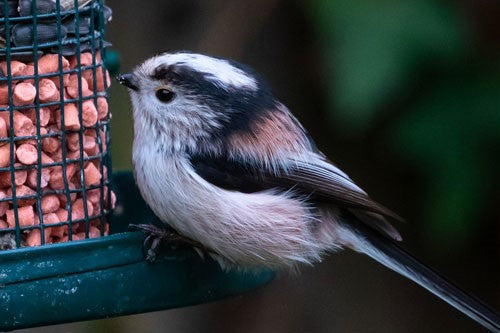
[117,51,499,331]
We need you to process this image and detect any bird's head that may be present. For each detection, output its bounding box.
[117,51,277,154]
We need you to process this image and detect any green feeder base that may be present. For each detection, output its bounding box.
[0,171,274,331]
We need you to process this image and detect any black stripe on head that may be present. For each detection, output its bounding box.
[151,64,171,81]
[151,61,279,139]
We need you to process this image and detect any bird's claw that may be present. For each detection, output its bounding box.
[128,223,212,263]
[129,223,176,263]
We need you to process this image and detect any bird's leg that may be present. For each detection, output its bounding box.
[128,224,212,262]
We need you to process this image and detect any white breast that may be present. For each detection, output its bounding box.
[132,143,330,268]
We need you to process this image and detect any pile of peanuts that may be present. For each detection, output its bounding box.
[0,52,115,248]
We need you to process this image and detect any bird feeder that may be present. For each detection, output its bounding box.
[0,1,273,330]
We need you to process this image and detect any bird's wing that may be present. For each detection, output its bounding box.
[189,152,403,241]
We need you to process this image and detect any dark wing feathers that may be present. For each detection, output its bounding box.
[190,154,403,240]
[189,155,269,193]
[282,160,404,222]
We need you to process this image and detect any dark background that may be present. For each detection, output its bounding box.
[20,0,500,332]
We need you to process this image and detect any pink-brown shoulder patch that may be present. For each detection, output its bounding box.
[228,104,309,161]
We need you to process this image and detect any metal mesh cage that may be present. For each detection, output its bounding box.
[0,0,113,249]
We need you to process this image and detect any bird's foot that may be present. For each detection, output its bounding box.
[128,224,210,263]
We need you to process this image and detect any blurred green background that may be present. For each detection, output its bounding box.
[19,0,499,332]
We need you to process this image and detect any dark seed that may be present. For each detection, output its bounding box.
[11,23,68,47]
[62,16,91,35]
[101,5,113,23]
[53,39,111,56]
[18,0,57,16]
[0,50,44,62]
[18,0,92,16]
[0,0,19,17]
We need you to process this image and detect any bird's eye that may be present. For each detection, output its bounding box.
[155,88,175,103]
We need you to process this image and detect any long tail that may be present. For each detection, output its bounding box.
[340,219,500,332]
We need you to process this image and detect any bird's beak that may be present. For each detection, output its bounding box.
[116,73,139,91]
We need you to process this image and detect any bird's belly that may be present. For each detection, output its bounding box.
[133,152,331,268]
[133,155,198,231]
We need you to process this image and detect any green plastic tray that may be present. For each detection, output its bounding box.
[0,171,274,331]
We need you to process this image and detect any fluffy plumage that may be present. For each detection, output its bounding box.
[120,51,500,331]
